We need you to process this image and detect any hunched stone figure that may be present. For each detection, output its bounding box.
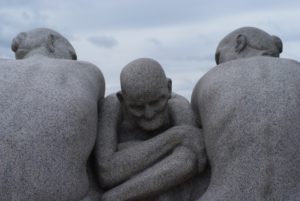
[96,58,207,201]
[0,28,105,201]
[192,27,300,201]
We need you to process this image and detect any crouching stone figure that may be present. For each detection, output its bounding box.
[192,27,300,201]
[0,28,105,201]
[96,58,207,201]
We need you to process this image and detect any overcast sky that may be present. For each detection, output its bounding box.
[1,0,300,99]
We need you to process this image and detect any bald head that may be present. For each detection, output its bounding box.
[120,58,171,100]
[215,27,282,64]
[11,28,77,60]
[118,58,172,131]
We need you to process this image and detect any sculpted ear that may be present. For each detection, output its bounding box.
[69,50,77,60]
[167,78,172,98]
[235,34,247,53]
[272,35,283,54]
[116,91,124,102]
[47,34,57,53]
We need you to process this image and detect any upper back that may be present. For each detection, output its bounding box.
[0,57,105,138]
[193,56,300,130]
[0,57,104,97]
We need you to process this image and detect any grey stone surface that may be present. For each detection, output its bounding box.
[215,26,282,64]
[192,27,300,201]
[95,58,207,201]
[0,28,105,201]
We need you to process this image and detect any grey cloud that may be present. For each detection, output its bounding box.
[173,55,214,62]
[148,38,162,46]
[1,0,300,99]
[0,8,50,58]
[0,0,56,10]
[0,27,15,57]
[0,9,48,34]
[0,47,13,59]
[89,36,118,48]
[0,34,11,47]
[68,1,295,30]
[0,0,296,33]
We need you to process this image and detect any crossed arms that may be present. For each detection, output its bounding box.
[95,94,207,201]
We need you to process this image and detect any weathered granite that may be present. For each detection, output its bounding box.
[214,26,282,64]
[192,27,300,201]
[95,58,207,201]
[0,28,105,201]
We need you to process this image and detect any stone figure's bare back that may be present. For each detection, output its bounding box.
[0,57,104,201]
[193,57,300,201]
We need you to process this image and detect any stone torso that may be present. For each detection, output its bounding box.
[192,57,300,201]
[0,57,104,201]
[116,93,206,201]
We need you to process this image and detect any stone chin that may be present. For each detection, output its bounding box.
[136,114,167,132]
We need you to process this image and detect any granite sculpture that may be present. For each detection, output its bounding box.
[96,58,207,201]
[0,28,105,201]
[192,27,300,201]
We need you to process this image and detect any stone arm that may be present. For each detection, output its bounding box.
[169,93,207,172]
[191,82,203,128]
[98,94,207,201]
[101,146,198,201]
[169,93,198,126]
[101,124,204,201]
[95,94,183,189]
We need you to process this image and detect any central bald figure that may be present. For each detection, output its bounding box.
[96,58,206,201]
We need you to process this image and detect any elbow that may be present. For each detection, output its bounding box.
[98,172,115,189]
[174,146,198,179]
[182,151,198,177]
[96,163,117,189]
[197,151,208,173]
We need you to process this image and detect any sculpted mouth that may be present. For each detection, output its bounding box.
[138,116,165,131]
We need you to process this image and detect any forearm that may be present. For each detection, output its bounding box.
[98,127,183,188]
[96,94,120,160]
[101,146,197,201]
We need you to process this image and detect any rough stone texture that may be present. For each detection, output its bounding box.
[11,28,77,60]
[192,27,300,201]
[95,58,207,201]
[0,28,105,201]
[215,26,282,64]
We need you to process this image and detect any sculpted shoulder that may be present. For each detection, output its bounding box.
[169,92,197,126]
[192,56,300,116]
[53,59,105,99]
[57,59,105,97]
[197,57,300,86]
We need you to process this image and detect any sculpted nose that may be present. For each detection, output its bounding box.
[144,105,155,119]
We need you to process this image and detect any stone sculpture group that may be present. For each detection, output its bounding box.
[0,27,299,201]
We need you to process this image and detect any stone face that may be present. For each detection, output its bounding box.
[0,28,105,201]
[192,56,300,201]
[95,58,207,201]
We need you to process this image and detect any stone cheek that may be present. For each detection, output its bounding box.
[0,59,103,201]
